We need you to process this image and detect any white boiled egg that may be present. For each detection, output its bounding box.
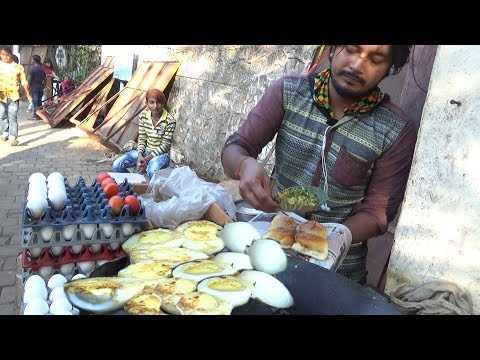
[47,172,64,184]
[62,225,77,241]
[60,263,75,278]
[197,276,254,307]
[50,246,64,256]
[50,298,73,314]
[170,292,233,315]
[117,262,172,281]
[39,266,54,280]
[47,274,68,290]
[40,227,54,242]
[213,252,253,272]
[26,197,48,220]
[24,275,46,291]
[219,222,261,253]
[28,172,46,184]
[24,298,49,315]
[76,261,95,274]
[99,223,114,238]
[176,220,225,255]
[172,260,236,283]
[245,239,287,275]
[29,247,43,258]
[80,223,97,240]
[48,190,67,211]
[71,274,87,281]
[90,243,102,254]
[49,286,67,302]
[23,286,48,304]
[238,270,294,309]
[70,245,83,255]
[108,241,120,251]
[121,223,133,237]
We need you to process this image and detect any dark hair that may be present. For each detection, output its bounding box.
[32,54,41,64]
[12,55,19,63]
[0,46,13,55]
[390,45,412,75]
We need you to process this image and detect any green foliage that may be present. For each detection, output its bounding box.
[57,45,101,83]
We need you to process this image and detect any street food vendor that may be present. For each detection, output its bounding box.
[113,88,176,179]
[221,45,417,285]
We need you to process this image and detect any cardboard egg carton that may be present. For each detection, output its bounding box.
[22,176,148,229]
[22,243,127,272]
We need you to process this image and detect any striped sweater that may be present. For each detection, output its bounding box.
[136,109,176,157]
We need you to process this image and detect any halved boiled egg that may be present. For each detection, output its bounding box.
[197,276,254,307]
[172,260,236,283]
[117,262,172,280]
[238,270,294,309]
[218,222,261,253]
[124,293,165,315]
[129,247,209,267]
[153,277,197,296]
[122,228,183,254]
[176,220,225,255]
[212,252,253,272]
[162,291,232,315]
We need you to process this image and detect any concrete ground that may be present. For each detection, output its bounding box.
[0,100,117,314]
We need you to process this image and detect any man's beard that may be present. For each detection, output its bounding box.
[330,70,371,100]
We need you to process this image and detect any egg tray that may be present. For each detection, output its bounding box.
[21,220,149,249]
[22,243,127,272]
[22,176,147,229]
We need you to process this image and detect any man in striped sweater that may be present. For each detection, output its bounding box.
[113,88,176,179]
[222,45,416,284]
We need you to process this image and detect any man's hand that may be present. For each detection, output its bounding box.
[238,157,280,213]
[136,153,146,174]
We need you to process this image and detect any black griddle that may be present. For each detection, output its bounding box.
[88,255,400,315]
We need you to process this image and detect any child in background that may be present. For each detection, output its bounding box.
[59,76,74,101]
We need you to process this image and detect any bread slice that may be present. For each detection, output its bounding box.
[292,220,328,260]
[264,214,297,248]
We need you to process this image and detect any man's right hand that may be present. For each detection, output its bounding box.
[238,157,280,213]
[136,153,146,174]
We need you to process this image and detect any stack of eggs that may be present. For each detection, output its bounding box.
[22,274,85,315]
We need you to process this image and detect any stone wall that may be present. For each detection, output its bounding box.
[102,45,315,181]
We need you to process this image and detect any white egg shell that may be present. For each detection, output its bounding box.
[50,309,73,315]
[47,172,64,183]
[26,197,48,220]
[80,224,97,240]
[238,270,294,309]
[213,252,253,272]
[219,222,261,253]
[71,274,87,281]
[77,261,95,274]
[23,286,48,304]
[39,266,54,280]
[29,247,43,258]
[245,239,288,275]
[90,243,102,254]
[197,276,254,308]
[121,223,133,237]
[28,172,46,184]
[70,245,83,254]
[49,286,67,302]
[47,274,68,290]
[40,227,54,242]
[24,298,49,315]
[48,190,67,211]
[172,260,236,282]
[60,263,75,277]
[108,241,120,251]
[24,275,46,291]
[62,225,77,241]
[50,298,73,314]
[99,223,114,238]
[50,246,64,256]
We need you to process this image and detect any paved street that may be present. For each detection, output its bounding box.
[0,100,117,314]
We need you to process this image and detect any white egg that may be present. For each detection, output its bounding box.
[48,190,67,211]
[23,298,49,315]
[49,287,67,302]
[90,243,102,254]
[71,307,80,315]
[80,223,97,240]
[245,239,288,275]
[40,227,54,242]
[47,172,64,183]
[108,241,120,251]
[50,309,73,315]
[29,247,43,258]
[60,263,75,277]
[62,225,77,241]
[50,298,73,314]
[99,223,114,238]
[77,261,95,274]
[26,197,48,220]
[219,222,261,253]
[28,182,47,196]
[213,252,253,272]
[197,276,254,307]
[238,270,294,309]
[70,244,84,255]
[47,274,68,290]
[28,172,46,184]
[39,266,54,280]
[172,260,236,283]
[71,274,87,281]
[23,286,48,304]
[50,246,64,256]
[24,275,46,291]
[121,223,133,237]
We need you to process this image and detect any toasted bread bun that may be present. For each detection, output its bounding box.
[293,220,328,260]
[265,214,297,248]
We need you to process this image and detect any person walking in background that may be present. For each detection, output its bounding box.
[43,58,57,106]
[112,88,176,179]
[27,54,46,120]
[0,46,34,146]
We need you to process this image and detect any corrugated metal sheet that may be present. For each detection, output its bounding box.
[83,61,180,153]
[39,57,115,127]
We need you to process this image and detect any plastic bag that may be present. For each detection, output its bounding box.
[139,166,237,229]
